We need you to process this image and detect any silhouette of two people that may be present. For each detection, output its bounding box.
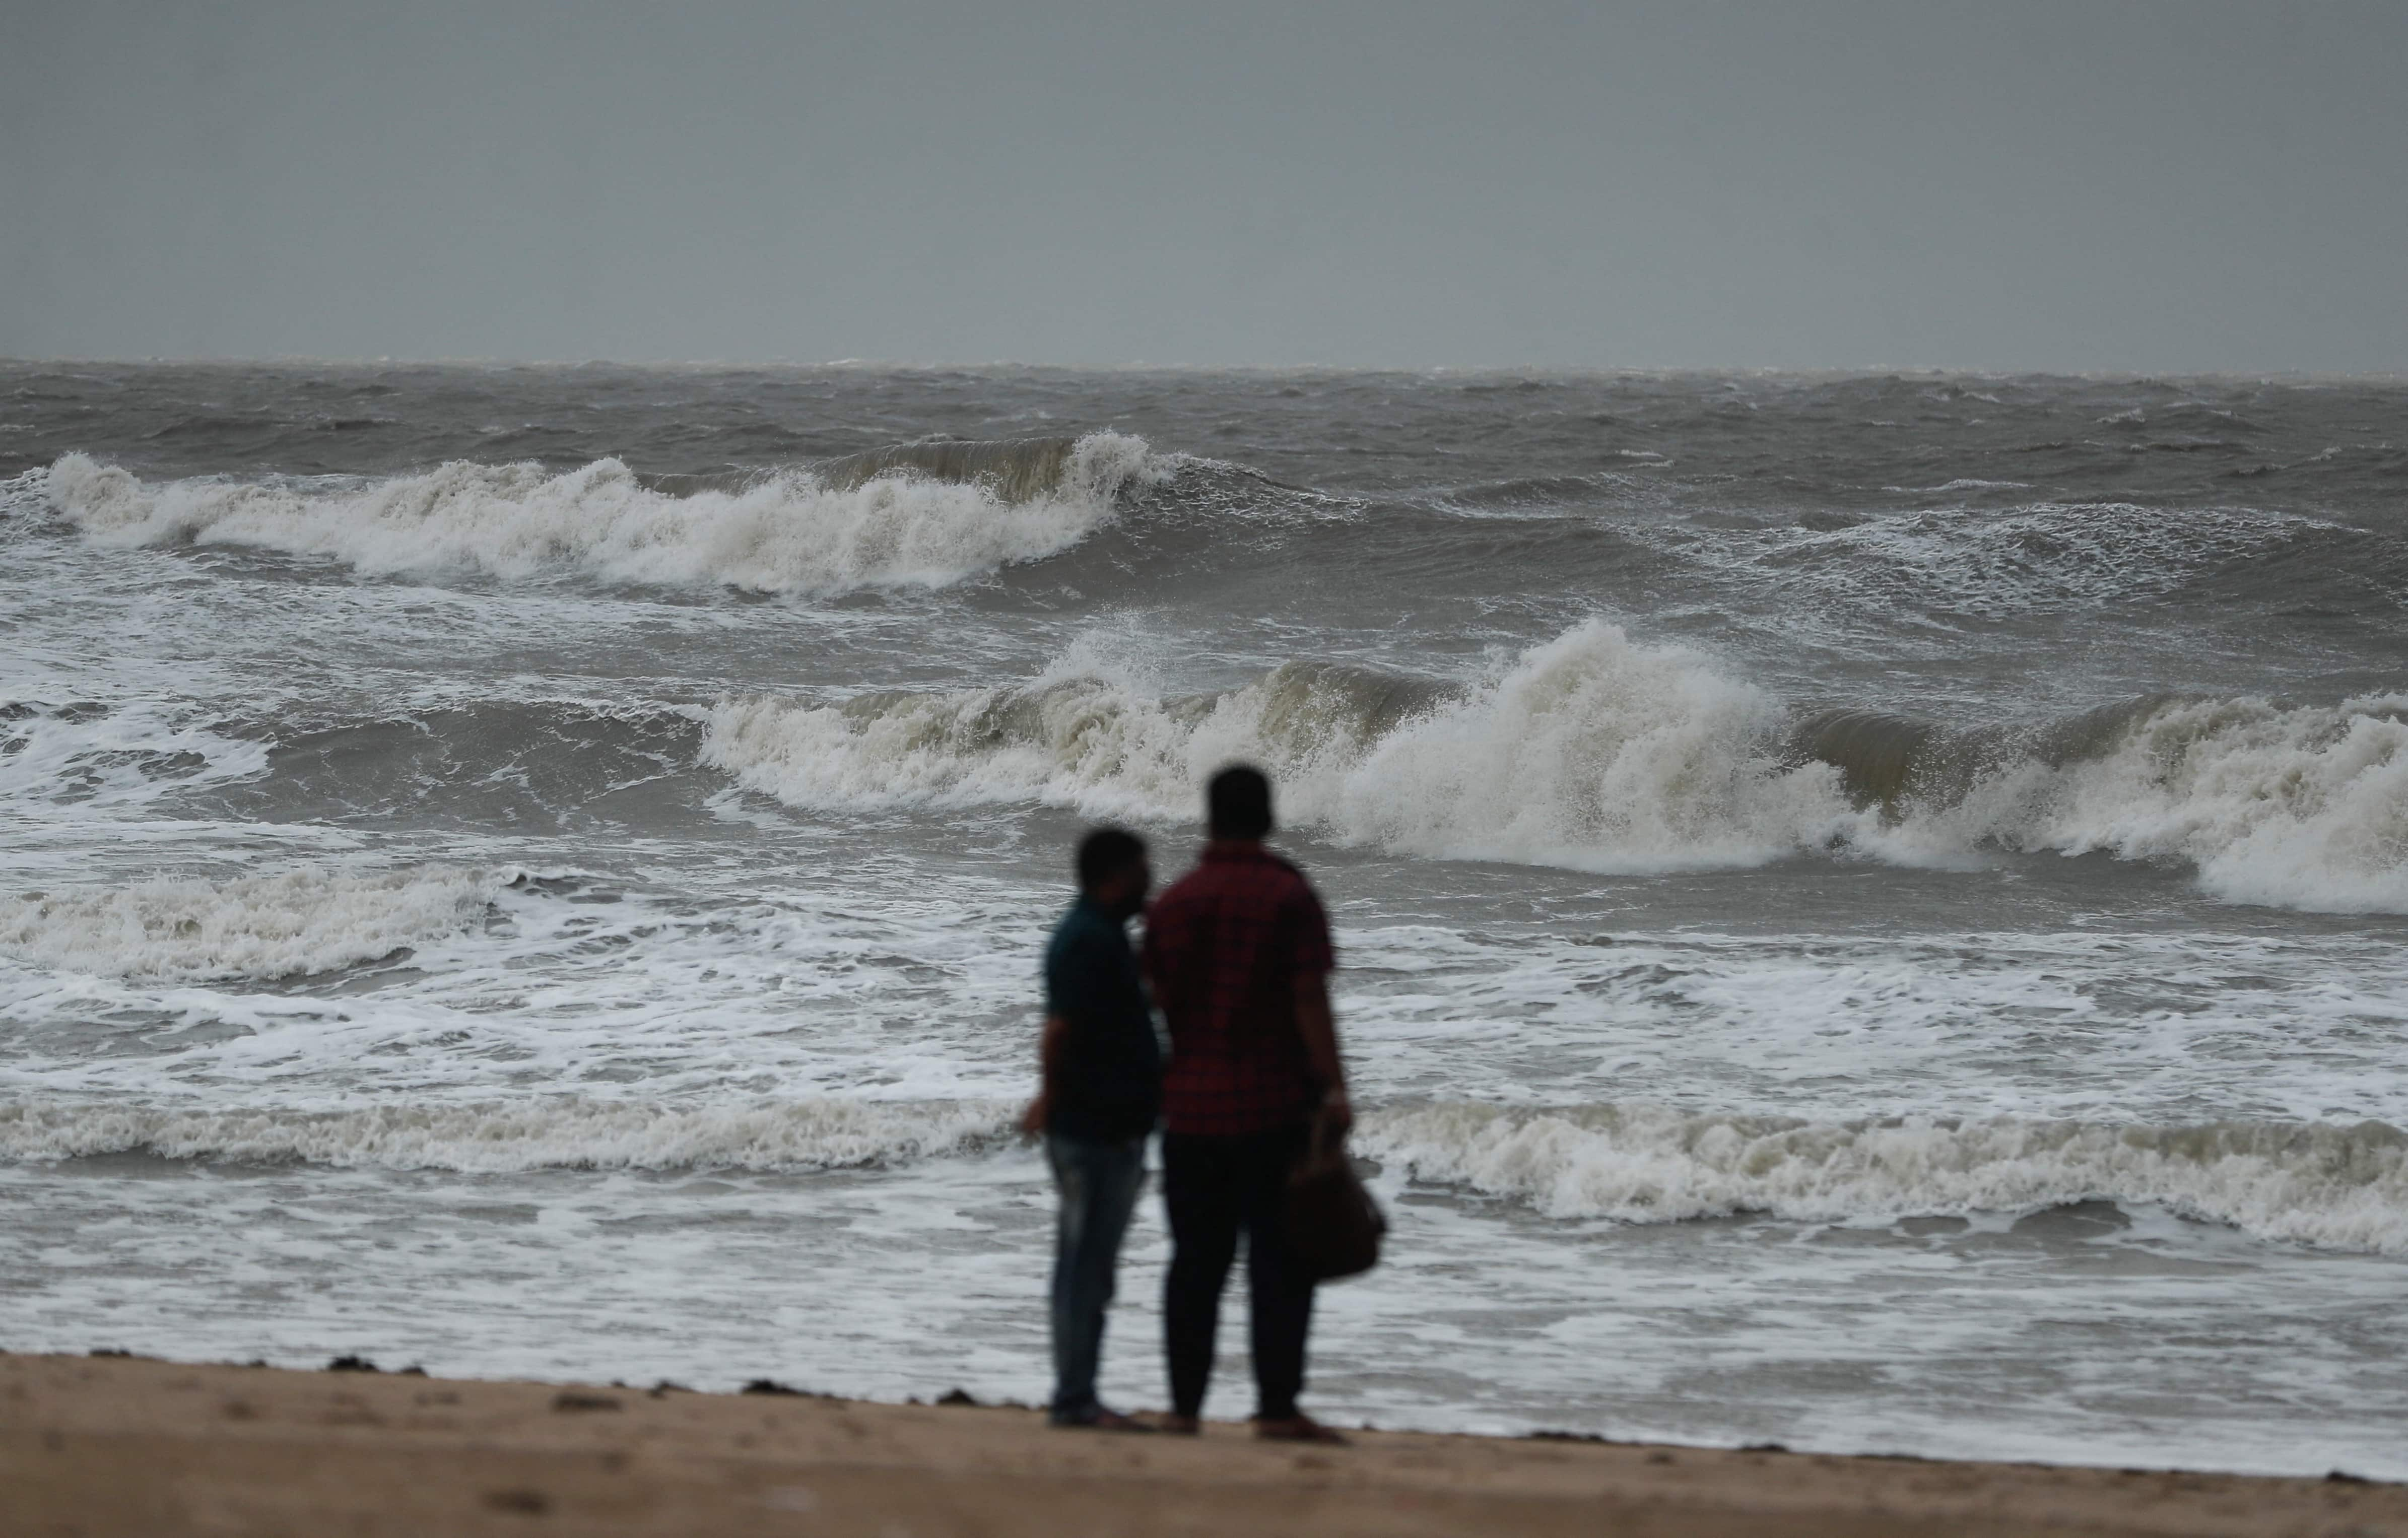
[1025,766,1353,1443]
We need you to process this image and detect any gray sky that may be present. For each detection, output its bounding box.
[5,1,2403,370]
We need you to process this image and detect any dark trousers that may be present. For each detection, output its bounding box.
[1162,1123,1314,1421]
[1045,1132,1148,1422]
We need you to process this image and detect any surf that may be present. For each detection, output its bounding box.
[37,432,1166,595]
[701,620,2408,911]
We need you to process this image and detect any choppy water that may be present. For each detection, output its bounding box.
[5,362,2407,1475]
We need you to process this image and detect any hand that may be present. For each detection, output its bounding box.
[1018,1096,1049,1139]
[1319,1089,1353,1136]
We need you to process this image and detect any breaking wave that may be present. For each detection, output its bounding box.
[1355,1102,2408,1255]
[39,432,1164,594]
[703,623,1855,872]
[9,1090,2405,1255]
[702,620,2408,909]
[1883,693,2408,912]
[0,1096,1013,1172]
[0,865,506,982]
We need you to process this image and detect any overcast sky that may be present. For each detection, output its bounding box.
[4,1,2403,370]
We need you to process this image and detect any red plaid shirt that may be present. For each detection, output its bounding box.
[1142,841,1336,1136]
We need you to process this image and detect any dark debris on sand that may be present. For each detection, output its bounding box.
[741,1378,848,1399]
[552,1391,622,1413]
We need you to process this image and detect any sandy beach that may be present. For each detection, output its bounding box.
[4,1351,2399,1537]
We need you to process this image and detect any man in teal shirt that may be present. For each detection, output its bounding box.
[1020,828,1162,1430]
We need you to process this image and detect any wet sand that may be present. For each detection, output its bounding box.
[3,1351,2398,1536]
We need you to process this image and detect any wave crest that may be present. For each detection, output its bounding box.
[704,623,1858,872]
[703,620,2408,909]
[18,1091,2407,1254]
[1889,693,2408,911]
[40,432,1163,594]
[1356,1102,2408,1254]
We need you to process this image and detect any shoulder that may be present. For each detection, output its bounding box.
[1048,904,1113,956]
[1263,855,1332,954]
[1262,851,1311,887]
[1157,861,1212,897]
[1148,868,1207,919]
[1258,853,1323,906]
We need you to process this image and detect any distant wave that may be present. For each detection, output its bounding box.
[0,1096,1013,1172]
[1357,1101,2408,1255]
[0,693,715,830]
[38,433,1165,595]
[0,865,506,982]
[1746,500,2337,618]
[702,620,2408,911]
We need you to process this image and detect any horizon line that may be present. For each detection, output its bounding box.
[3,354,2404,383]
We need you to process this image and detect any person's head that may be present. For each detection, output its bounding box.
[1076,826,1151,916]
[1207,764,1274,842]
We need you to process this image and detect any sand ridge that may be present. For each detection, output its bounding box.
[2,1352,2399,1537]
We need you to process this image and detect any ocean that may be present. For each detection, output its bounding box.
[4,361,2406,1476]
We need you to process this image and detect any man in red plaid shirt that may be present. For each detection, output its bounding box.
[1142,764,1351,1444]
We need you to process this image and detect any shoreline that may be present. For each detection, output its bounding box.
[5,1351,2399,1536]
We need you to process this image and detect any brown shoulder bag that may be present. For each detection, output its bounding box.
[1282,1111,1387,1282]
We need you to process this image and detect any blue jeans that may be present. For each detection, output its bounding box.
[1045,1131,1148,1422]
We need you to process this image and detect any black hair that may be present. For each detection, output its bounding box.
[1076,827,1147,890]
[1207,764,1274,840]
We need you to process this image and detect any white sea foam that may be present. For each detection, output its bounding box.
[0,866,505,981]
[1890,478,2034,493]
[41,433,1162,594]
[0,1096,1013,1171]
[0,698,271,813]
[1356,1102,2408,1254]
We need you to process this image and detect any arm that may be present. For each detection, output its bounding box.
[1028,922,1109,1138]
[1019,1013,1070,1138]
[1293,969,1350,1133]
